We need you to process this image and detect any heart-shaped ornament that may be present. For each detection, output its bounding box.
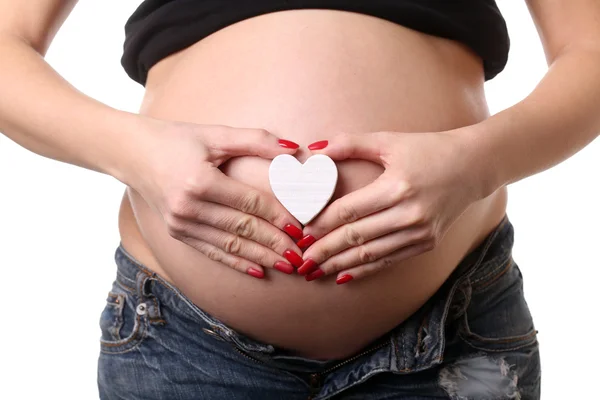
[269,154,338,225]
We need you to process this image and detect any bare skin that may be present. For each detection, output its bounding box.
[2,1,599,362]
[119,10,507,360]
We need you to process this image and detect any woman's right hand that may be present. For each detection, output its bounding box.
[126,117,305,279]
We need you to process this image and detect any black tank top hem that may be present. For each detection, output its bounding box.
[121,0,510,86]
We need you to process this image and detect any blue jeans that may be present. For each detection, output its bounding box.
[98,215,541,399]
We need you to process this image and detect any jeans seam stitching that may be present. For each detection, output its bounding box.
[460,334,538,353]
[115,277,136,294]
[100,313,147,350]
[116,269,136,285]
[100,339,145,355]
[460,329,538,344]
[471,258,513,290]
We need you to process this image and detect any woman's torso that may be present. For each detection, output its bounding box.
[118,10,508,360]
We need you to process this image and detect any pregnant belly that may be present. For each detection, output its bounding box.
[120,10,508,360]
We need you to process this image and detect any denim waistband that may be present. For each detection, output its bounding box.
[113,214,514,399]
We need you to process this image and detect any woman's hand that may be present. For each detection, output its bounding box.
[126,117,306,279]
[297,130,484,283]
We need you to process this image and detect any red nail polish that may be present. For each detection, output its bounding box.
[278,139,300,149]
[274,261,294,275]
[296,235,316,249]
[283,250,304,268]
[308,140,328,150]
[305,268,325,281]
[336,274,354,285]
[283,224,303,241]
[247,267,265,279]
[297,259,318,276]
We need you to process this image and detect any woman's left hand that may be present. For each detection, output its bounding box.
[298,130,486,283]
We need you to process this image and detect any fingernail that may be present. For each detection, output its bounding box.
[336,274,354,285]
[305,268,325,281]
[308,140,328,150]
[283,224,303,241]
[247,267,265,279]
[297,259,318,276]
[296,235,316,249]
[283,249,303,268]
[274,261,294,275]
[278,139,300,149]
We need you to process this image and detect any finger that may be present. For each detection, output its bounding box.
[307,132,386,164]
[302,206,417,264]
[210,127,299,161]
[199,170,302,233]
[305,241,434,283]
[314,225,430,276]
[186,201,302,255]
[332,242,435,284]
[303,173,409,239]
[179,222,297,274]
[178,237,266,279]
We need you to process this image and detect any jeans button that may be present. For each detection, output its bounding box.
[136,303,148,316]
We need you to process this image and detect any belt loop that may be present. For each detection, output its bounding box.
[448,279,472,322]
[135,271,166,325]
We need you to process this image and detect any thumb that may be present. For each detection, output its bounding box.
[211,127,299,161]
[308,132,384,164]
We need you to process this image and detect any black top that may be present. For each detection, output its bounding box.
[121,0,510,86]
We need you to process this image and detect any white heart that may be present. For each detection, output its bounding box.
[269,154,338,225]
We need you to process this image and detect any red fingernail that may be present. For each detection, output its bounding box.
[278,139,300,149]
[305,268,325,281]
[308,140,328,150]
[296,235,316,249]
[336,274,354,285]
[297,259,318,276]
[274,261,294,275]
[283,250,303,268]
[283,224,303,241]
[247,267,265,279]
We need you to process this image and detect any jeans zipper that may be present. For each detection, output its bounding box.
[310,340,389,381]
[231,339,389,399]
[232,339,389,371]
[232,344,267,365]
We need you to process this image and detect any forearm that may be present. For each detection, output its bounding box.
[460,48,600,199]
[0,33,150,185]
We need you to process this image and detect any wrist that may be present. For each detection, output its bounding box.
[448,123,504,201]
[103,112,165,189]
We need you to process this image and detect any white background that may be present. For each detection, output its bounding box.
[0,2,598,399]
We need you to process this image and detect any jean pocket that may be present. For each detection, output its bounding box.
[459,257,538,352]
[99,285,148,354]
